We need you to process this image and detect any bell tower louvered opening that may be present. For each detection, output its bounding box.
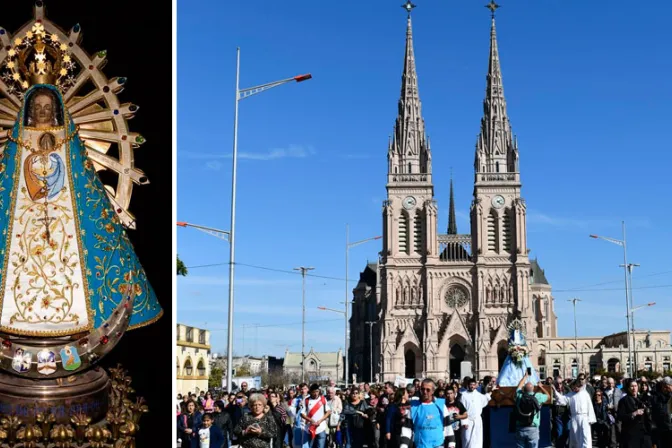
[413,210,424,254]
[502,209,512,252]
[399,213,410,254]
[487,211,497,252]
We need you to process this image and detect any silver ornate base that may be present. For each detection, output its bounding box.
[0,367,109,425]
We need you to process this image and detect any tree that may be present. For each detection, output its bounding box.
[236,364,252,377]
[636,369,662,381]
[209,366,223,390]
[177,255,188,276]
[260,369,300,388]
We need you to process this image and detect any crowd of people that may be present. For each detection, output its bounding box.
[547,373,672,448]
[176,373,672,448]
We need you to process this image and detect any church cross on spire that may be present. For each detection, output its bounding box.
[485,0,500,18]
[402,0,417,15]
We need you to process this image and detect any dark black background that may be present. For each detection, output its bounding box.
[2,1,172,445]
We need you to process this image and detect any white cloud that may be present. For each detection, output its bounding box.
[205,160,223,170]
[181,144,316,162]
[526,212,651,230]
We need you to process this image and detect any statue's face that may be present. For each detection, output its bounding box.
[33,94,54,127]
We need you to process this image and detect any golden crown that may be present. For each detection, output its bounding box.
[3,22,74,93]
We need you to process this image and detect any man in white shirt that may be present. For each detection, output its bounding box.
[297,383,332,448]
[460,377,494,448]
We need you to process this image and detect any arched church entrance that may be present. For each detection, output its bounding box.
[449,343,466,380]
[404,350,416,378]
[497,343,508,372]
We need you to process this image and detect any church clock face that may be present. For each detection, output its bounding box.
[402,196,417,210]
[445,286,468,308]
[491,195,505,209]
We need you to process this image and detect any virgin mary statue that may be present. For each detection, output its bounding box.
[0,81,161,375]
[497,319,540,387]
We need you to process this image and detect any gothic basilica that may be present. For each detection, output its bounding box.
[348,4,672,384]
[348,4,558,382]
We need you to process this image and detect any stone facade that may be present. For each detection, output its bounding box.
[210,355,269,377]
[283,348,344,383]
[176,324,211,395]
[349,7,672,384]
[232,356,268,375]
[539,331,672,379]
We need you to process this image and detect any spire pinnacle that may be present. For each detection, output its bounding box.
[388,1,431,178]
[474,1,519,176]
[448,172,457,235]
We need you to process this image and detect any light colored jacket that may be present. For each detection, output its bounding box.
[328,396,343,415]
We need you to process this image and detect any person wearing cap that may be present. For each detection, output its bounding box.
[299,384,331,448]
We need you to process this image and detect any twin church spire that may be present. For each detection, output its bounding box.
[388,1,519,180]
[387,2,431,177]
[475,2,519,175]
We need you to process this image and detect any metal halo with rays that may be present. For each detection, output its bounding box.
[507,317,526,337]
[0,2,148,229]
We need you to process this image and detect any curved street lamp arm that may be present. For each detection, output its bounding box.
[177,221,230,242]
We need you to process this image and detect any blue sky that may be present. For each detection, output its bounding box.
[177,0,672,357]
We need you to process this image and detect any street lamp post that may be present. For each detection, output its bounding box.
[317,306,346,384]
[295,267,315,383]
[589,221,634,378]
[620,263,640,371]
[568,298,581,376]
[630,303,656,316]
[344,225,382,388]
[365,321,376,382]
[228,48,311,392]
[629,300,655,374]
[177,222,230,241]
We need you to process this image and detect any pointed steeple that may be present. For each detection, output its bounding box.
[388,1,431,178]
[475,1,519,176]
[448,173,457,234]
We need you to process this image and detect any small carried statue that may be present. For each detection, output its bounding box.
[496,318,540,387]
